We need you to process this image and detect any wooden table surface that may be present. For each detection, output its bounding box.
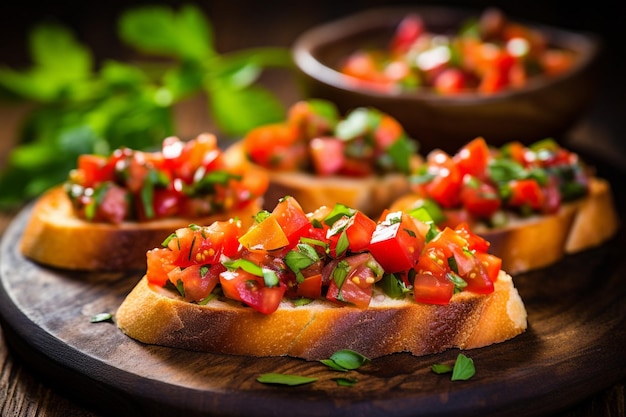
[0,1,624,416]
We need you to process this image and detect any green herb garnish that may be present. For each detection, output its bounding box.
[256,373,318,386]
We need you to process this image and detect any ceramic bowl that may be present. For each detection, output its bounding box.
[292,6,602,153]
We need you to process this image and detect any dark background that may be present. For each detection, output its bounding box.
[1,0,624,159]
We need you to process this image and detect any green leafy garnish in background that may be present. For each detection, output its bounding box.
[0,4,293,209]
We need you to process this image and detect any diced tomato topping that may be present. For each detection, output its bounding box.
[369,211,424,272]
[145,194,504,313]
[413,273,455,305]
[309,137,345,176]
[296,273,323,299]
[270,196,314,247]
[168,263,223,302]
[67,134,267,223]
[454,137,491,177]
[243,123,305,170]
[220,269,287,314]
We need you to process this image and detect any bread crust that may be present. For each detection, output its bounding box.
[390,177,620,274]
[19,186,261,271]
[115,271,527,360]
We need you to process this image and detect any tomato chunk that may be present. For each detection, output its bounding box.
[369,211,424,272]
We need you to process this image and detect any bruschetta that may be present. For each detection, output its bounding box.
[390,137,620,273]
[226,99,422,218]
[115,195,527,360]
[20,133,268,271]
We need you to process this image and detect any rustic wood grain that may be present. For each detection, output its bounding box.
[0,188,625,417]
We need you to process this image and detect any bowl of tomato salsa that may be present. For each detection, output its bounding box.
[292,6,602,153]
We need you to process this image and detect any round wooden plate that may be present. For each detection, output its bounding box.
[0,201,625,417]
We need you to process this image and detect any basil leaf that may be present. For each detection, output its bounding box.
[222,258,263,277]
[451,353,476,381]
[323,203,356,227]
[334,107,370,140]
[285,243,319,283]
[328,349,370,370]
[431,363,453,374]
[332,261,350,289]
[320,359,348,372]
[384,134,417,174]
[380,273,409,299]
[262,268,279,288]
[257,373,317,386]
[333,377,358,387]
[335,231,350,257]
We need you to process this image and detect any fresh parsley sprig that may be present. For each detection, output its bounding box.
[0,4,293,209]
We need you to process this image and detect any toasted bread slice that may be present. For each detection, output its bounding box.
[19,186,261,271]
[390,177,620,274]
[115,270,527,360]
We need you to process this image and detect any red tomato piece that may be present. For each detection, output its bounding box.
[95,184,130,224]
[168,263,224,302]
[461,257,495,294]
[454,137,491,177]
[460,177,501,218]
[270,196,312,247]
[369,211,424,272]
[413,273,454,305]
[434,68,467,94]
[146,248,178,287]
[507,179,544,210]
[76,154,113,186]
[326,276,373,309]
[219,269,286,314]
[475,252,502,283]
[454,222,491,253]
[243,123,305,170]
[390,14,424,54]
[296,273,323,299]
[309,137,345,176]
[421,150,463,208]
[373,114,404,152]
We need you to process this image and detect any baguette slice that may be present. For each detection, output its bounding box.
[116,270,527,361]
[224,142,419,218]
[19,186,261,271]
[390,177,620,274]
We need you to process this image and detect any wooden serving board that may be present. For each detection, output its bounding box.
[0,200,625,417]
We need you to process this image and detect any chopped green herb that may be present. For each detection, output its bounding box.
[285,243,319,282]
[335,231,350,257]
[262,268,279,288]
[324,349,370,371]
[323,203,356,227]
[380,273,410,299]
[333,377,358,387]
[451,354,475,381]
[257,373,318,386]
[431,363,453,374]
[222,258,263,276]
[90,313,113,323]
[432,353,476,381]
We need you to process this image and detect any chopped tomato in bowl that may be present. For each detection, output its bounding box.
[146,195,504,314]
[338,8,578,95]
